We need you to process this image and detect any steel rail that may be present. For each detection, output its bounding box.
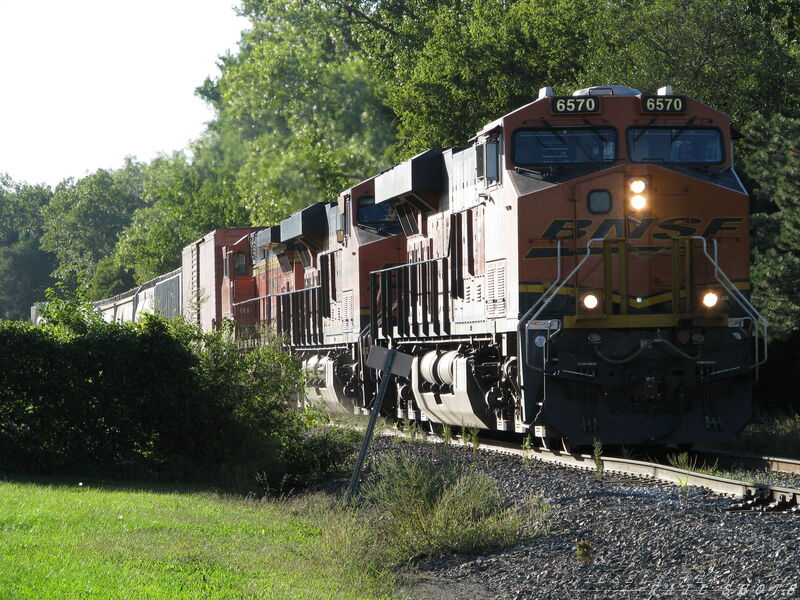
[379,429,800,510]
[690,448,800,477]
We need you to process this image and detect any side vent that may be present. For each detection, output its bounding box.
[396,203,420,236]
[277,252,292,273]
[297,243,312,268]
[486,260,506,318]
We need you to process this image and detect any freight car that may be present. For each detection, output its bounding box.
[91,84,767,449]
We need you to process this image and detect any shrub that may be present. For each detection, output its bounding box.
[724,414,800,459]
[358,451,548,565]
[0,307,320,489]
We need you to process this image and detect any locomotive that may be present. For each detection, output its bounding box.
[94,85,766,449]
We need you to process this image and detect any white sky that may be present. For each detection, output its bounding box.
[0,1,248,187]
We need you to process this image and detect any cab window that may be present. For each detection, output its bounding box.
[357,196,403,235]
[627,128,723,164]
[233,252,247,275]
[513,127,617,165]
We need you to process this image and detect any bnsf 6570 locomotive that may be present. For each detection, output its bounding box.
[96,85,767,448]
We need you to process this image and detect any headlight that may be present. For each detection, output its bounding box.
[702,291,719,308]
[629,178,647,194]
[630,195,647,210]
[582,293,600,310]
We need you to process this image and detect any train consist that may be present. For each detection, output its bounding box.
[92,85,766,448]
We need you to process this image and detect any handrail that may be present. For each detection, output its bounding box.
[692,236,768,372]
[518,235,767,399]
[231,285,322,307]
[529,237,607,324]
[517,241,561,393]
[370,254,447,275]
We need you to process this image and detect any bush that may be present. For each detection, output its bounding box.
[723,414,800,459]
[357,451,548,565]
[0,304,320,489]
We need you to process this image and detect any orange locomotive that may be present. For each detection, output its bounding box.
[223,85,766,448]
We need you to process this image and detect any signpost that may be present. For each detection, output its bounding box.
[346,346,413,498]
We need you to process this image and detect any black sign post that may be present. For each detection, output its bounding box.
[346,346,412,498]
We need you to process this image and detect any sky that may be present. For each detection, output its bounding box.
[0,1,248,188]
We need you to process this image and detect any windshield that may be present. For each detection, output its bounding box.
[513,127,617,165]
[357,196,403,234]
[627,128,723,164]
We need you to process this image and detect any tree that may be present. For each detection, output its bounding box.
[0,176,55,320]
[366,0,595,153]
[40,159,145,281]
[578,0,799,122]
[200,0,396,224]
[738,114,800,338]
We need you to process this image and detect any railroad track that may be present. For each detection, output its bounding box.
[691,448,800,476]
[379,428,800,512]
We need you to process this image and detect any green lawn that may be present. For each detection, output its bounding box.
[0,478,394,600]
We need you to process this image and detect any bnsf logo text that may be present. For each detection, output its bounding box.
[540,217,744,240]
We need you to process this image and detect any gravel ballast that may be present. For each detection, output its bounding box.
[366,437,800,600]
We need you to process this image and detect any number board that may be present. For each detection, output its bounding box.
[551,96,601,114]
[641,96,686,113]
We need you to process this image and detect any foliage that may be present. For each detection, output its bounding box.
[199,1,395,226]
[719,413,800,459]
[40,160,145,282]
[315,0,593,155]
[39,278,103,336]
[358,450,547,565]
[278,426,362,491]
[0,238,56,321]
[0,308,318,487]
[0,176,55,320]
[578,0,799,123]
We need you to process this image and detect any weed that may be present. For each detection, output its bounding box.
[619,445,636,460]
[522,434,534,463]
[666,452,718,475]
[675,476,692,499]
[399,418,423,441]
[358,451,548,565]
[441,423,453,445]
[575,539,594,564]
[592,439,604,480]
[461,426,480,451]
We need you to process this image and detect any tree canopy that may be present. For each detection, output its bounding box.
[2,0,799,351]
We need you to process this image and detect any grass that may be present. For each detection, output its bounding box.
[0,477,393,600]
[0,449,549,599]
[666,452,719,474]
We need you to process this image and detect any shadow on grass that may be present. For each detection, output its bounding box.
[0,470,257,497]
